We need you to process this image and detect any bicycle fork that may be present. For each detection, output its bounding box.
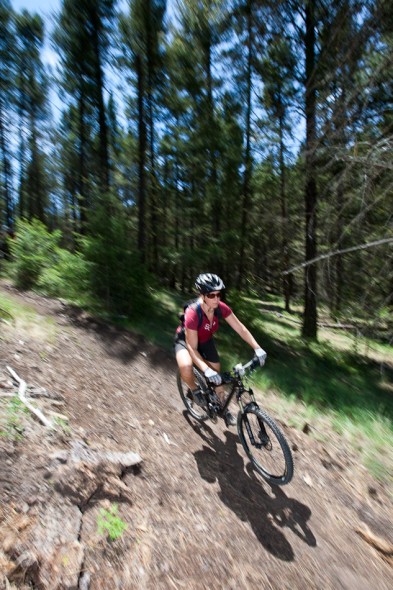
[238,391,270,449]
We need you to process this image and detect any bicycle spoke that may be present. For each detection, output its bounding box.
[238,406,293,485]
[177,371,208,422]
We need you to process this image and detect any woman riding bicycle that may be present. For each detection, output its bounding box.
[174,273,267,427]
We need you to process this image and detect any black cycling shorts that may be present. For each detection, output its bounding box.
[174,333,220,364]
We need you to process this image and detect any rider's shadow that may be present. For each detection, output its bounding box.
[188,417,316,561]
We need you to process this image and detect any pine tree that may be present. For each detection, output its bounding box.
[54,0,116,231]
[259,30,298,311]
[0,0,14,228]
[119,0,167,267]
[14,9,50,223]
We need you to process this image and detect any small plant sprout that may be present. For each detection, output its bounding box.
[97,503,127,541]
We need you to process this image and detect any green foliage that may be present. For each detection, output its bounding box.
[1,0,393,343]
[53,415,71,433]
[7,214,154,321]
[9,219,62,290]
[8,219,91,305]
[38,248,91,303]
[82,196,153,317]
[126,287,182,349]
[226,291,257,328]
[97,504,127,541]
[0,306,13,323]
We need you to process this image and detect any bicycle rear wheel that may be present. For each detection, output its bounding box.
[238,404,293,485]
[177,370,208,421]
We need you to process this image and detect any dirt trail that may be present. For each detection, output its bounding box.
[0,282,392,589]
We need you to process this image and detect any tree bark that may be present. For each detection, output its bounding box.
[136,54,147,262]
[77,93,88,233]
[302,0,318,340]
[0,101,13,226]
[237,0,253,289]
[279,106,292,312]
[145,0,159,272]
[91,14,110,194]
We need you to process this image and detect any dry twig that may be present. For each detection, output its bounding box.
[6,366,53,429]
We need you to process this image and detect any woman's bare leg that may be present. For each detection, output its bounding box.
[176,348,197,391]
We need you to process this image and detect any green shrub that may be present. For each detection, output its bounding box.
[38,248,91,302]
[8,218,92,304]
[9,219,62,290]
[82,196,153,317]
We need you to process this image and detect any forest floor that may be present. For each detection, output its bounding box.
[0,280,392,590]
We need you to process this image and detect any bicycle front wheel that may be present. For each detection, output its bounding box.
[177,370,208,422]
[238,404,293,485]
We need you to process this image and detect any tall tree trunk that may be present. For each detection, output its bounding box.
[279,109,291,312]
[18,112,26,219]
[145,0,159,272]
[92,16,110,193]
[237,0,253,289]
[28,121,45,223]
[77,94,88,233]
[389,259,393,308]
[0,101,12,226]
[333,174,345,313]
[206,34,220,238]
[136,54,147,262]
[302,0,318,339]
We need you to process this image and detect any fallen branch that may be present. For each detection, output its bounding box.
[6,366,54,429]
[283,237,393,275]
[356,525,393,563]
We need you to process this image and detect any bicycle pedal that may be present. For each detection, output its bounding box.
[224,411,237,427]
[192,391,206,407]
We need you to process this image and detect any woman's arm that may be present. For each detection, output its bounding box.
[185,328,210,373]
[224,312,262,350]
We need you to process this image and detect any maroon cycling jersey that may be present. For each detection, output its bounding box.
[184,300,232,344]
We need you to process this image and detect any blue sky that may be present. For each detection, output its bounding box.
[12,1,58,16]
[12,0,130,120]
[12,1,60,69]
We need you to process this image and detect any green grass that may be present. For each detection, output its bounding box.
[119,287,184,350]
[0,288,37,322]
[0,287,57,342]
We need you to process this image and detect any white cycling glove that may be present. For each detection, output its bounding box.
[255,348,267,367]
[204,367,222,385]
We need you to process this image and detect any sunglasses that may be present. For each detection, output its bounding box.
[205,292,221,299]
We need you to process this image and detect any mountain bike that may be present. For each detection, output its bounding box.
[177,357,293,486]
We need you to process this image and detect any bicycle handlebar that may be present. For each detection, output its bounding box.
[217,356,260,385]
[203,356,260,386]
[234,356,260,375]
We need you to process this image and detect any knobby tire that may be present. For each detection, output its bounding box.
[177,370,208,422]
[238,404,293,485]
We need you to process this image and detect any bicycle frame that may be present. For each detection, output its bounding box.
[209,370,258,417]
[184,359,294,485]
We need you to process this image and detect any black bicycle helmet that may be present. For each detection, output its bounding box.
[195,273,225,294]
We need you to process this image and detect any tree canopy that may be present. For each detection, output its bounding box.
[0,0,392,338]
